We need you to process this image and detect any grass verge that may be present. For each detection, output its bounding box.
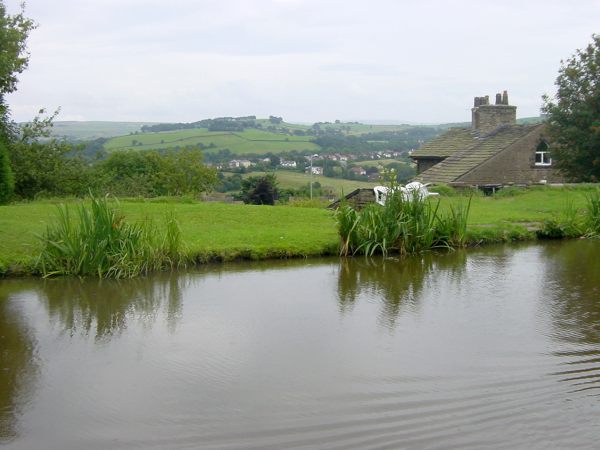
[0,185,598,277]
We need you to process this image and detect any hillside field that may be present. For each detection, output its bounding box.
[104,127,320,154]
[245,171,377,196]
[51,121,155,140]
[312,122,412,135]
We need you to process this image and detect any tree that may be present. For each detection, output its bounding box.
[0,140,13,202]
[240,174,279,205]
[157,149,218,195]
[0,3,34,98]
[0,2,35,202]
[542,35,600,182]
[10,139,91,199]
[95,149,217,197]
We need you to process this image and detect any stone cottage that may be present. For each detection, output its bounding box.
[410,91,562,187]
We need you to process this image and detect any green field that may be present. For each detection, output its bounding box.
[1,185,597,276]
[313,122,412,135]
[100,120,433,155]
[50,121,155,140]
[356,159,413,167]
[104,128,320,155]
[247,171,377,196]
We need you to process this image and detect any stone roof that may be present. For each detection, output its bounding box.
[412,124,542,184]
[411,128,479,159]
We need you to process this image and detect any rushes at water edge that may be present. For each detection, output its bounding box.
[37,195,185,278]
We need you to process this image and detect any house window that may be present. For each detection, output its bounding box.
[535,141,552,166]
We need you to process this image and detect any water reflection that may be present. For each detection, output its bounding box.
[38,273,186,339]
[542,240,600,346]
[542,240,600,394]
[0,285,38,444]
[337,250,467,329]
[1,242,600,449]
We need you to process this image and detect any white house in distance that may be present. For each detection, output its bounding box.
[229,159,253,169]
[349,167,366,176]
[280,160,297,168]
[306,166,323,175]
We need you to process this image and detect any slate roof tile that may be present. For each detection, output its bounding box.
[412,124,541,184]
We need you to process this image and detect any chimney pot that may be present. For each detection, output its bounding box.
[471,91,516,135]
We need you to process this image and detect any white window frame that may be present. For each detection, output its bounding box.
[535,142,552,167]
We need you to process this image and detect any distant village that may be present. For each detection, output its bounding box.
[213,150,408,182]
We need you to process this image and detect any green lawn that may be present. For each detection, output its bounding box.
[0,200,339,272]
[442,186,592,225]
[1,185,597,275]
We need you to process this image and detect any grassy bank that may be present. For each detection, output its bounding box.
[0,199,339,274]
[0,185,598,276]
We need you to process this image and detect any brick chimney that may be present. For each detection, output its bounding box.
[471,90,516,136]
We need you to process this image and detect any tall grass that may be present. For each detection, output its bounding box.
[335,189,471,257]
[537,198,585,239]
[585,189,600,236]
[37,196,185,278]
[435,196,472,247]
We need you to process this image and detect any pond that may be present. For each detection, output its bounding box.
[1,240,599,449]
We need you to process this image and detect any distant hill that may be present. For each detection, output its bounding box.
[516,116,545,125]
[49,116,545,142]
[50,121,157,140]
[60,115,544,159]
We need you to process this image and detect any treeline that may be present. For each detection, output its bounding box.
[8,133,217,200]
[140,115,289,134]
[140,116,259,133]
[313,128,442,153]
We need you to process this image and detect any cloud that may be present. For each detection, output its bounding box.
[5,0,600,123]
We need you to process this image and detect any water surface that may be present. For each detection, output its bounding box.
[1,240,599,449]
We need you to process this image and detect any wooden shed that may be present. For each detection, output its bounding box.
[328,188,376,210]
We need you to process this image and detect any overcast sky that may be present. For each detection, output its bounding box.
[5,0,600,124]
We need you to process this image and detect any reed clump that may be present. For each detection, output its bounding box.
[37,195,185,278]
[335,188,471,257]
[585,188,600,236]
[537,197,586,239]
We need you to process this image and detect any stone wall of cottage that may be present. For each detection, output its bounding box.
[471,91,516,136]
[472,105,517,136]
[416,158,442,174]
[456,125,564,185]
